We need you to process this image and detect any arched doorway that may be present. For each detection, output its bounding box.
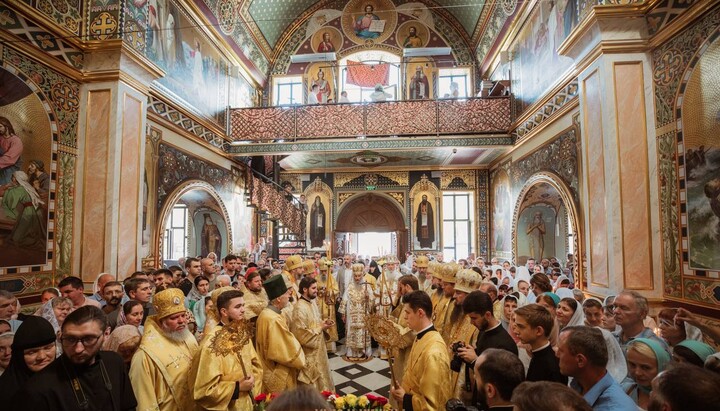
[335,193,407,260]
[156,180,232,267]
[512,172,584,288]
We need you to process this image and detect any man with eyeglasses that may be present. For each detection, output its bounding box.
[20,306,137,410]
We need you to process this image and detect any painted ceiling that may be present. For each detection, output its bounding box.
[519,182,565,214]
[278,147,507,171]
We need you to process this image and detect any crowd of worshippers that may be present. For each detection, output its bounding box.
[0,252,719,410]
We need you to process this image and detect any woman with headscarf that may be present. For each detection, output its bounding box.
[672,340,716,368]
[1,171,45,249]
[103,325,142,369]
[0,316,57,405]
[556,297,585,330]
[554,275,574,299]
[622,338,671,409]
[499,292,527,339]
[657,308,703,347]
[117,300,144,334]
[37,297,72,356]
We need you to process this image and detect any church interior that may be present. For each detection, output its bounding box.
[1,0,720,406]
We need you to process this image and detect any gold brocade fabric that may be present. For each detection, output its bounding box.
[129,316,199,411]
[291,298,335,392]
[189,324,263,411]
[389,303,416,384]
[434,297,454,341]
[255,307,306,393]
[316,274,339,343]
[340,284,372,356]
[446,314,479,400]
[402,330,452,411]
[241,286,269,321]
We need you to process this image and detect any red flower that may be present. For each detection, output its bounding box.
[366,394,378,402]
[321,390,334,398]
[270,393,280,400]
[376,396,388,405]
[254,393,267,402]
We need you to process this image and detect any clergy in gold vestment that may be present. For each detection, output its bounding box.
[388,275,421,410]
[130,288,199,411]
[340,263,374,359]
[447,269,482,401]
[434,263,458,338]
[291,276,335,392]
[390,291,451,411]
[256,275,306,393]
[316,257,339,351]
[241,269,268,321]
[190,289,263,411]
[282,254,304,300]
[415,256,433,295]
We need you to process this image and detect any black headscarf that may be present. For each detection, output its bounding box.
[0,316,56,401]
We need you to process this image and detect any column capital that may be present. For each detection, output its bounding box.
[81,40,165,95]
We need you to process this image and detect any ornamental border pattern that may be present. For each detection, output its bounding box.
[148,96,230,151]
[513,79,579,143]
[477,169,489,259]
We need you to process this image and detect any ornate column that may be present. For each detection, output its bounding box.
[560,4,661,297]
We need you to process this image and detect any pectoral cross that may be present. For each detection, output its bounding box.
[168,355,184,369]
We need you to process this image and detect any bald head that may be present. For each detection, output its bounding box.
[201,258,216,275]
[97,273,114,291]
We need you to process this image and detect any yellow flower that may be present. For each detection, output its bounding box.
[383,404,392,411]
[345,394,358,408]
[334,397,346,410]
[358,395,370,408]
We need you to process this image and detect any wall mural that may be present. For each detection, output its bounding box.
[409,175,440,252]
[304,177,333,251]
[342,0,398,45]
[511,0,579,113]
[653,5,720,306]
[0,47,78,293]
[516,206,556,262]
[491,167,513,257]
[193,209,227,257]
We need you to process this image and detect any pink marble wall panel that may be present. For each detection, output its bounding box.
[614,63,653,290]
[116,94,142,277]
[80,90,110,281]
[583,71,609,287]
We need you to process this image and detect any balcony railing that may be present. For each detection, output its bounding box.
[229,97,511,142]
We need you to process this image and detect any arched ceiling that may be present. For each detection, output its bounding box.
[237,0,517,65]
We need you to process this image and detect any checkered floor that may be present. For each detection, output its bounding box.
[329,343,392,398]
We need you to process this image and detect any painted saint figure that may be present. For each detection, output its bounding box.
[402,26,422,48]
[354,4,381,39]
[0,117,23,186]
[409,66,430,100]
[317,32,335,52]
[312,70,332,104]
[526,211,546,260]
[1,171,45,249]
[201,213,222,257]
[415,194,434,248]
[309,196,326,249]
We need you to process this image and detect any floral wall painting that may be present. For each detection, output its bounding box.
[681,39,720,271]
[0,67,52,268]
[342,0,398,45]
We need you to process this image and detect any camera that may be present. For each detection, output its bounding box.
[445,398,479,411]
[449,341,466,372]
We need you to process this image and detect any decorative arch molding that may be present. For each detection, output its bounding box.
[511,171,584,287]
[335,192,406,233]
[155,180,233,267]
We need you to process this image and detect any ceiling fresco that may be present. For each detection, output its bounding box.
[278,147,506,171]
[519,182,564,213]
[247,0,319,48]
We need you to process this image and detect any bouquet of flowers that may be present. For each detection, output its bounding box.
[321,391,391,410]
[253,392,279,411]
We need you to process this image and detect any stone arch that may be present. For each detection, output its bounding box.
[336,192,406,232]
[511,171,584,288]
[155,180,233,266]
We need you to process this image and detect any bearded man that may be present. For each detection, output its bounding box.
[291,276,335,392]
[130,288,198,411]
[241,268,268,322]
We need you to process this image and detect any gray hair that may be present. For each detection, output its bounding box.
[619,290,649,317]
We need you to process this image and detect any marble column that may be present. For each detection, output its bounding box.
[73,43,163,282]
[561,7,661,298]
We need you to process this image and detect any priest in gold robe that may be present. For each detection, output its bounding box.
[282,254,303,300]
[429,262,445,309]
[390,290,451,411]
[447,269,482,402]
[388,275,421,410]
[255,275,306,392]
[339,263,374,359]
[434,263,458,339]
[241,269,268,322]
[416,256,433,294]
[291,276,335,391]
[130,288,199,411]
[189,289,263,410]
[316,256,339,351]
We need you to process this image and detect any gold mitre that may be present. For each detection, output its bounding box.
[153,288,186,319]
[383,255,399,265]
[318,257,332,272]
[286,254,303,271]
[415,255,429,268]
[302,259,316,276]
[441,262,459,284]
[211,286,235,307]
[455,269,482,293]
[351,263,365,274]
[427,260,439,275]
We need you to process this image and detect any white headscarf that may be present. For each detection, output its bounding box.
[598,327,628,383]
[12,171,43,209]
[103,325,141,352]
[563,299,585,328]
[515,266,531,283]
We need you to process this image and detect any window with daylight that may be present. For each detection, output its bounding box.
[273,75,303,106]
[163,204,188,261]
[438,67,471,98]
[339,50,401,102]
[442,191,475,261]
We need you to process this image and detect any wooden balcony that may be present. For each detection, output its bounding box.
[229,97,511,142]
